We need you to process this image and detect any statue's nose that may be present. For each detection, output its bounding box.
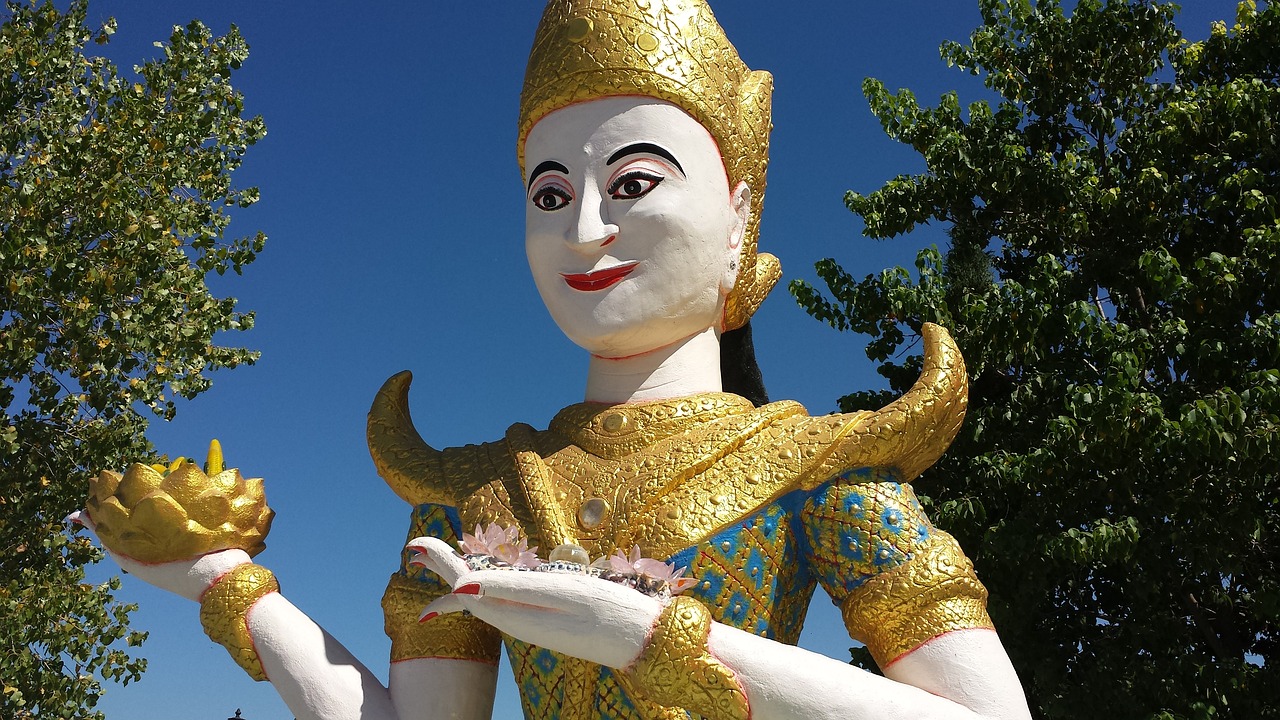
[568,185,619,252]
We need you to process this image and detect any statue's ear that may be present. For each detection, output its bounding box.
[723,181,751,293]
[730,181,750,248]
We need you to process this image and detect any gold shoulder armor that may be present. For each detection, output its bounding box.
[799,323,968,485]
[367,371,501,506]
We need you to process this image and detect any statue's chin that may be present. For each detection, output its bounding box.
[562,322,707,360]
[546,295,725,360]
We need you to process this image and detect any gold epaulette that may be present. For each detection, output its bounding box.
[381,574,501,664]
[797,322,968,486]
[367,371,507,506]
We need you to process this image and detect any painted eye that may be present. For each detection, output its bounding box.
[608,171,662,200]
[531,185,572,212]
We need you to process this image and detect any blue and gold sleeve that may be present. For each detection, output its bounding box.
[800,467,993,667]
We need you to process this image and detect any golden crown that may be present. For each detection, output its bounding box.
[517,0,780,330]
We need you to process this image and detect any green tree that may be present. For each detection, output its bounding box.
[0,1,265,716]
[793,1,1279,717]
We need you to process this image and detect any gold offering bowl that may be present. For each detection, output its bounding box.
[86,442,273,564]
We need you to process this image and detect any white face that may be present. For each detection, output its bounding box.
[523,97,749,359]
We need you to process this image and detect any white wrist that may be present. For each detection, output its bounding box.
[119,548,253,601]
[188,549,255,600]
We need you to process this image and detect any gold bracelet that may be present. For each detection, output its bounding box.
[623,596,750,720]
[199,564,279,681]
[842,530,994,667]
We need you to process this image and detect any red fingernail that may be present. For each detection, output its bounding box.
[418,612,438,623]
[453,583,482,596]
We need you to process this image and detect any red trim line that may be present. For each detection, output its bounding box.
[243,590,279,682]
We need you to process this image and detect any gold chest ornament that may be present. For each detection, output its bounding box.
[367,323,967,559]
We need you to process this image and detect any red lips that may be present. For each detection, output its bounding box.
[561,262,637,291]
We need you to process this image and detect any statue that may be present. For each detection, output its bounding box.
[76,1,1033,718]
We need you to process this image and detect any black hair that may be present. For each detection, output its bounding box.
[720,321,768,407]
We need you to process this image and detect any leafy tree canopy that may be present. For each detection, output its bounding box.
[0,1,264,716]
[793,1,1279,717]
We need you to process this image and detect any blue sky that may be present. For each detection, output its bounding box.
[75,2,1242,718]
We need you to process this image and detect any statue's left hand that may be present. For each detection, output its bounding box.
[405,537,661,669]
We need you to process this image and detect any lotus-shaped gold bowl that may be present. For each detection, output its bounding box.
[86,442,274,564]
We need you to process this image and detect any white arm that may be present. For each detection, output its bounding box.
[389,660,498,720]
[247,595,498,720]
[884,630,1030,718]
[411,538,1031,720]
[709,624,1031,720]
[71,514,495,720]
[245,591,397,720]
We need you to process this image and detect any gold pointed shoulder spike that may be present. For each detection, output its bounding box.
[820,323,969,483]
[368,371,448,506]
[367,372,497,507]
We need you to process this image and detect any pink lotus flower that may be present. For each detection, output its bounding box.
[460,523,540,569]
[608,545,699,594]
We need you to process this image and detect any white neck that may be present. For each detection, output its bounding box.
[584,327,722,404]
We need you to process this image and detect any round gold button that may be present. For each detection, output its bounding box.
[636,32,659,52]
[566,17,593,43]
[601,412,628,433]
[577,497,610,530]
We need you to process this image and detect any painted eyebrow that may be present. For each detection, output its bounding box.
[527,160,570,191]
[606,142,685,176]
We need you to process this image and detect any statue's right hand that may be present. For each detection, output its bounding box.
[69,509,252,602]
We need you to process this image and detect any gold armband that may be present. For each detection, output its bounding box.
[381,574,501,664]
[199,564,279,681]
[622,596,750,720]
[842,531,994,667]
